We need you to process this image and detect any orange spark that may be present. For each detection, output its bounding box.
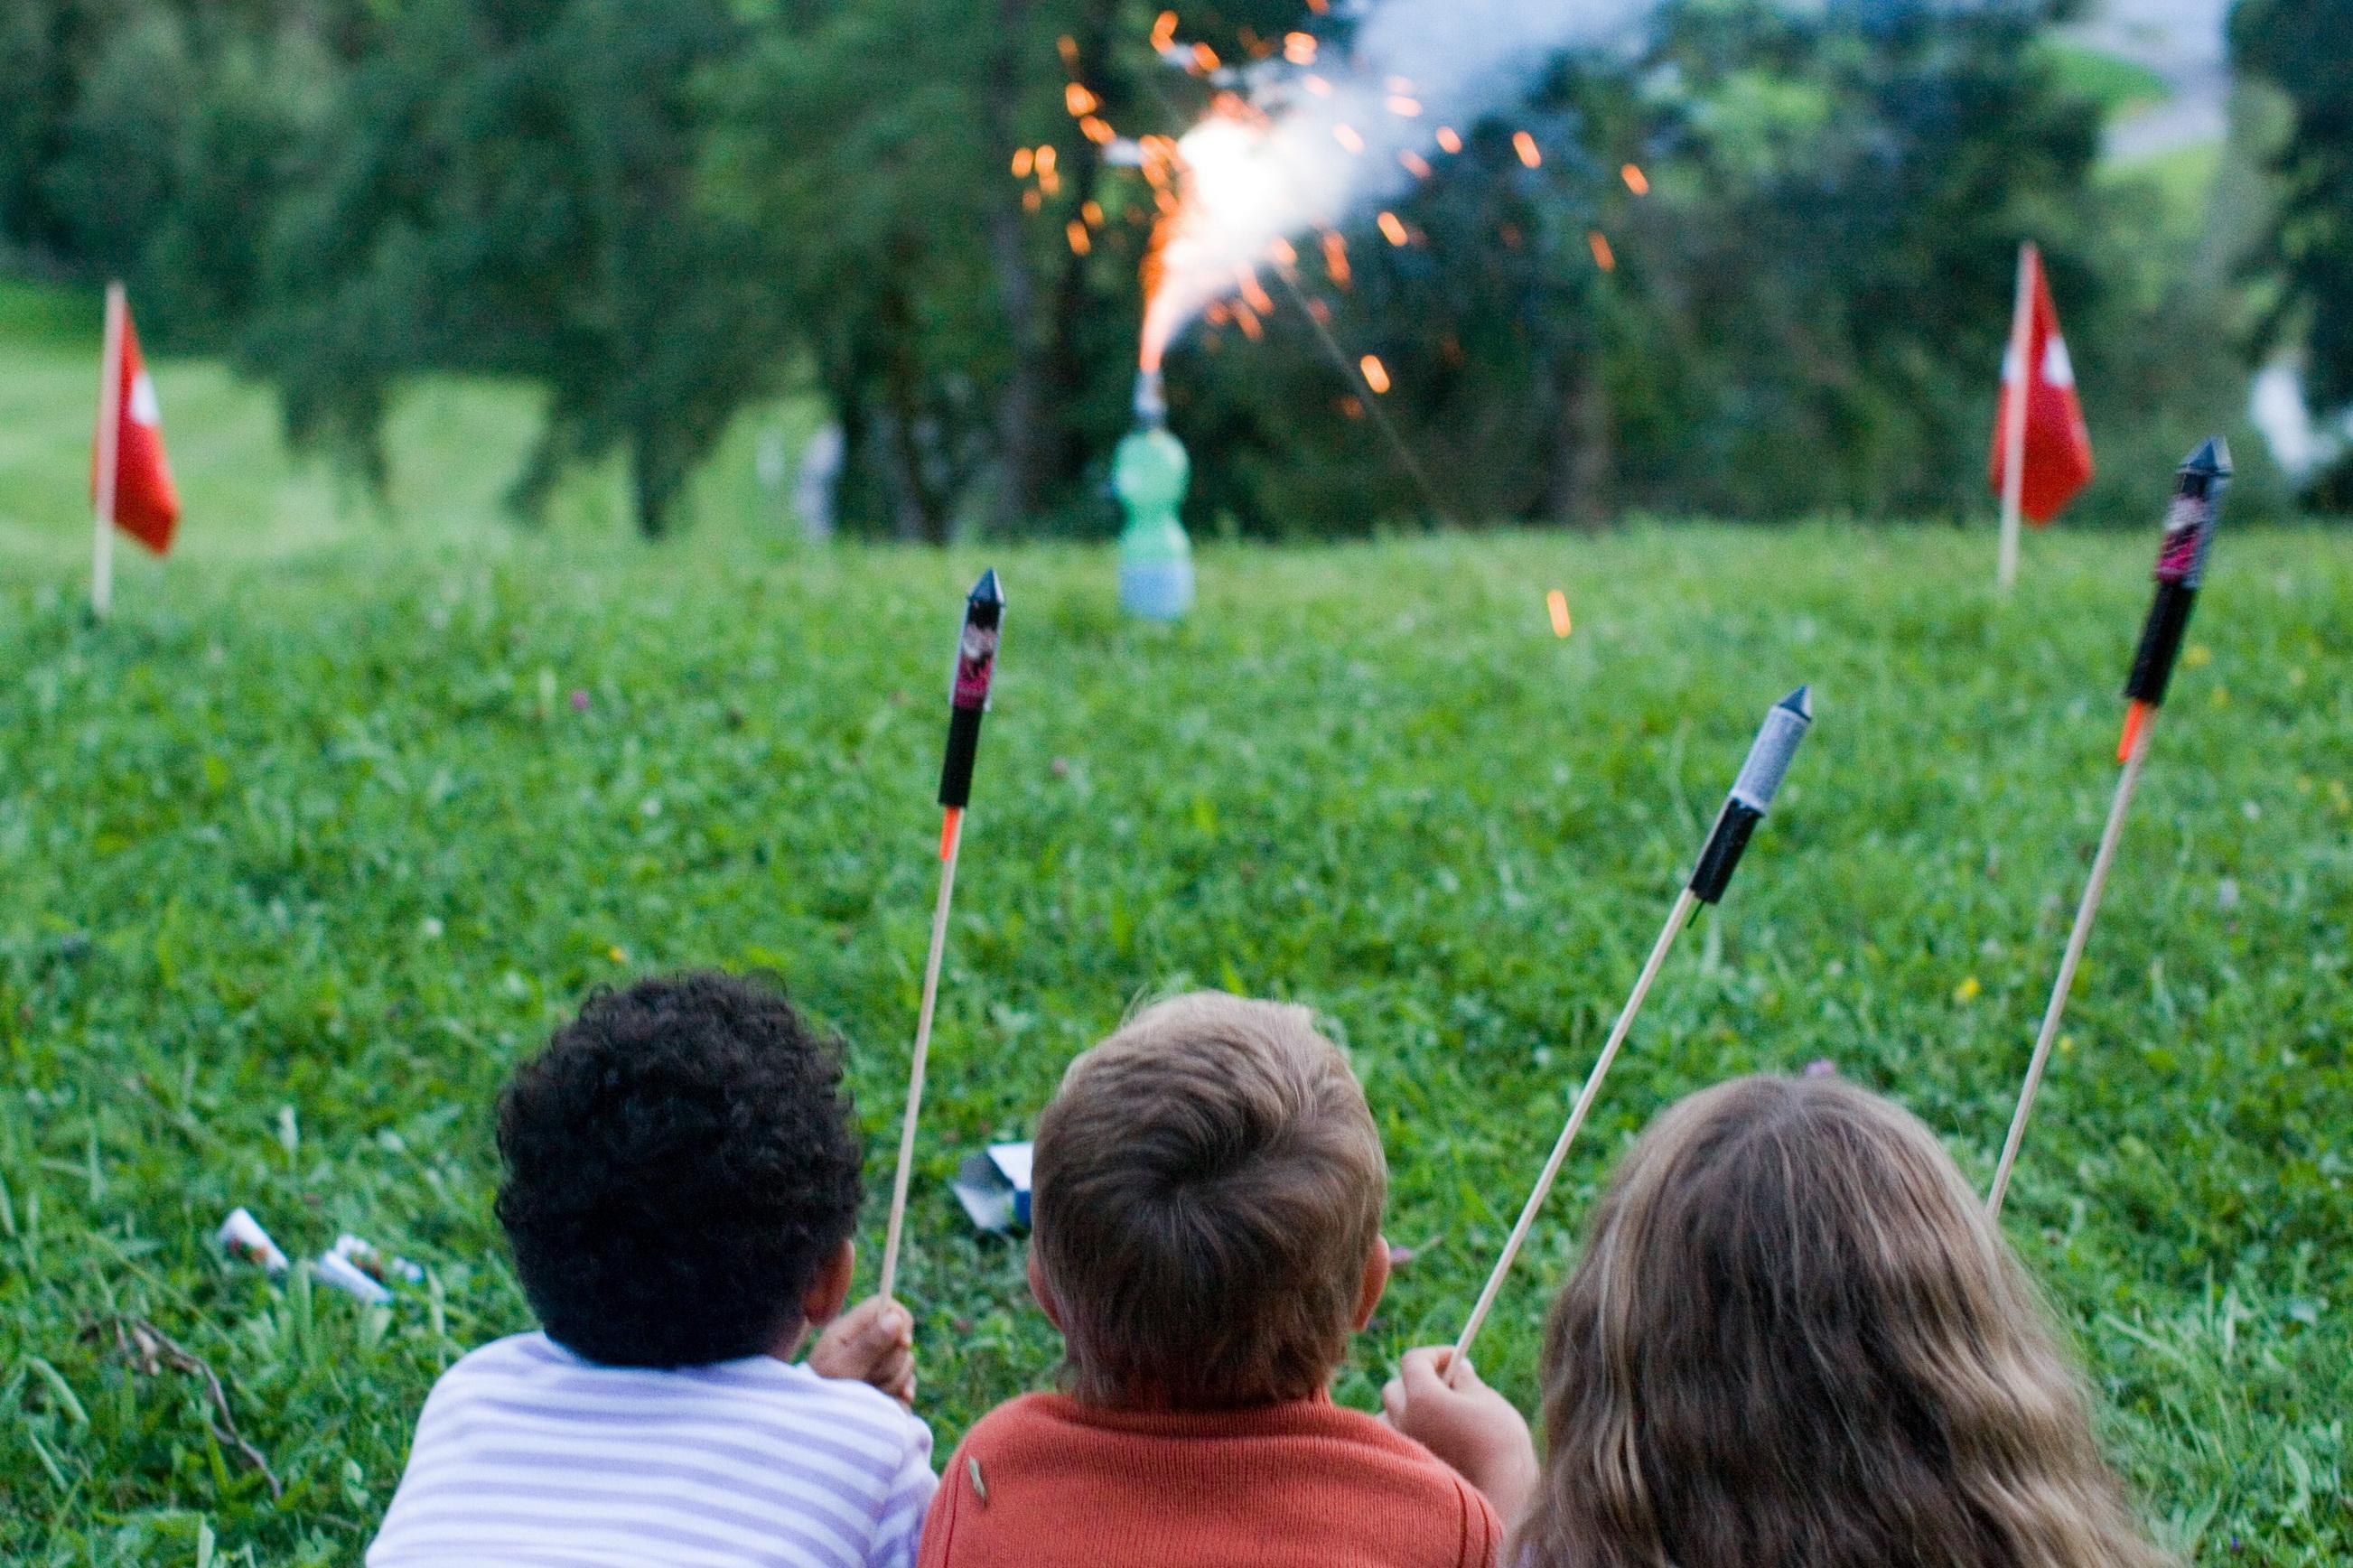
[1387,95,1421,117]
[1040,169,1061,195]
[1269,237,1298,266]
[1513,131,1541,168]
[1339,394,1365,418]
[1304,0,1329,12]
[1588,230,1615,270]
[1237,266,1275,316]
[1435,126,1463,154]
[1321,230,1351,288]
[1308,298,1331,323]
[1022,188,1042,212]
[1082,200,1105,227]
[1547,590,1573,638]
[1151,10,1178,49]
[1284,31,1316,63]
[1386,75,1415,93]
[1057,34,1078,67]
[1011,147,1034,177]
[1334,123,1365,154]
[1303,73,1333,97]
[1377,210,1408,247]
[1035,145,1057,176]
[1065,83,1097,117]
[1079,115,1115,145]
[1067,220,1091,256]
[1359,354,1391,394]
[1621,163,1649,194]
[1399,150,1432,179]
[1205,301,1231,325]
[1191,42,1219,70]
[1234,302,1264,340]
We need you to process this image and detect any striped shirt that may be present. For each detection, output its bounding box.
[369,1332,937,1568]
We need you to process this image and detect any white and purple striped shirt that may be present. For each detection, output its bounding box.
[369,1332,936,1568]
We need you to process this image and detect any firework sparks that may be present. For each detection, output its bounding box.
[1588,230,1615,270]
[1359,353,1392,394]
[1377,210,1409,246]
[1399,150,1432,179]
[1547,589,1573,638]
[1513,131,1541,168]
[1621,163,1648,194]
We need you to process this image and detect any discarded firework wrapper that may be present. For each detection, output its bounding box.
[938,570,1004,810]
[216,1208,290,1274]
[1686,686,1815,904]
[950,1143,1034,1234]
[313,1250,393,1305]
[2119,438,2231,760]
[331,1233,424,1287]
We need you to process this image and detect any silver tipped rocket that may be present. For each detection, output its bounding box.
[1687,686,1814,904]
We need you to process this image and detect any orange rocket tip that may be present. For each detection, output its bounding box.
[2116,700,2152,764]
[939,806,964,861]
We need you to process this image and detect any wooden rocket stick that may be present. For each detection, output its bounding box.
[1986,720,2152,1218]
[877,807,965,1304]
[1452,885,1701,1369]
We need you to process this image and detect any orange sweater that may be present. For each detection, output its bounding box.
[917,1391,1502,1568]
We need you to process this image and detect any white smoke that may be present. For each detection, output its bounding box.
[1143,0,1654,362]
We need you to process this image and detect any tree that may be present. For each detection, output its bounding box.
[2233,0,2353,494]
[239,0,789,536]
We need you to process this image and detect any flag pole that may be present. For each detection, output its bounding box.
[1996,242,2034,594]
[92,282,126,621]
[1451,686,1815,1376]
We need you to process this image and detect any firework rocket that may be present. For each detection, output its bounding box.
[1986,439,2230,1218]
[2118,438,2230,762]
[1451,686,1816,1371]
[1689,686,1814,903]
[879,570,1004,1302]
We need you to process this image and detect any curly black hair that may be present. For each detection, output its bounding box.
[495,971,864,1367]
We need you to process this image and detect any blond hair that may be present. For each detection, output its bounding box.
[1032,992,1386,1408]
[1518,1074,2169,1568]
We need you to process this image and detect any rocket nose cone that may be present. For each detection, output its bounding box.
[968,568,1004,607]
[1778,685,1814,722]
[2180,437,2232,478]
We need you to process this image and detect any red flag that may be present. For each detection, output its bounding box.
[1987,244,2093,526]
[92,293,180,555]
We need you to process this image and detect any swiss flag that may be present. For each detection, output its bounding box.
[1987,243,2093,526]
[92,291,180,555]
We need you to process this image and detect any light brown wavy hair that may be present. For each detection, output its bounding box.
[1517,1074,2168,1568]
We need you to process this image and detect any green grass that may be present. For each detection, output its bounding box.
[2,282,2349,1565]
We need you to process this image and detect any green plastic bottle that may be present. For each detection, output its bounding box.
[1114,425,1194,621]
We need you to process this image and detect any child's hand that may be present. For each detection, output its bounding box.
[1382,1348,1538,1526]
[808,1296,917,1406]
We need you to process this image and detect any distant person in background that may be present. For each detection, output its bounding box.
[369,972,934,1568]
[1387,1074,2171,1568]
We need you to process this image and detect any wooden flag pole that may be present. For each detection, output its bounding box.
[92,282,126,621]
[877,807,966,1304]
[1452,886,1700,1369]
[1996,242,2035,594]
[1985,719,2152,1218]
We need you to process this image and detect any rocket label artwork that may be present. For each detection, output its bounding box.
[952,619,1000,710]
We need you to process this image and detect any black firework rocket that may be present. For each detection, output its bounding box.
[1988,439,2231,1218]
[879,570,1004,1302]
[1451,686,1816,1371]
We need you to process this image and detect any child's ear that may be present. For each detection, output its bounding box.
[1025,1244,1065,1331]
[802,1238,856,1327]
[1352,1233,1392,1331]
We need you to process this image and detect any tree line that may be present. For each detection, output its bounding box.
[3,0,2344,537]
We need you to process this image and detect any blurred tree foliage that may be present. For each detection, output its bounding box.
[2231,0,2352,504]
[0,0,2300,536]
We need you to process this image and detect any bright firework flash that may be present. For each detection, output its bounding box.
[1985,440,2231,1219]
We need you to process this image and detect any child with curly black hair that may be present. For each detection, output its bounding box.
[369,971,936,1568]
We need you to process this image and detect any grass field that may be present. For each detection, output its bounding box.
[2,283,2348,1565]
